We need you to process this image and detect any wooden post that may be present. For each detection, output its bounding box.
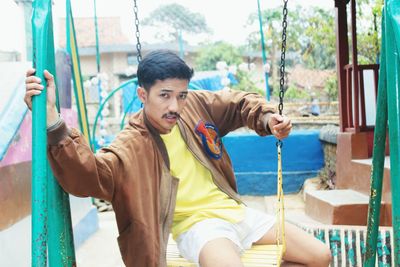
[335,0,350,132]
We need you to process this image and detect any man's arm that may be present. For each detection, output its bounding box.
[190,89,292,139]
[25,69,116,201]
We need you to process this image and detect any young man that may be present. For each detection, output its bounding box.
[25,50,331,267]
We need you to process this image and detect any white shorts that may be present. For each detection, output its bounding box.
[175,207,275,264]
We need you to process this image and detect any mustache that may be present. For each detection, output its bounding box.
[162,112,180,119]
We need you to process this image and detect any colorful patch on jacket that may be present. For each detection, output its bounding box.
[195,120,222,159]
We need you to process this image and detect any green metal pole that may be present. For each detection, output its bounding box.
[93,0,105,152]
[257,0,270,101]
[32,1,76,266]
[47,167,76,267]
[178,30,184,60]
[93,0,101,74]
[15,0,34,61]
[385,0,400,264]
[45,3,76,266]
[31,1,50,265]
[24,2,33,61]
[92,79,137,151]
[364,8,388,266]
[67,0,92,146]
[120,94,138,130]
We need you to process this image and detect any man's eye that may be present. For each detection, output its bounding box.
[179,94,187,100]
[160,93,169,98]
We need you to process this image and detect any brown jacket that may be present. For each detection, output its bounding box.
[47,89,275,267]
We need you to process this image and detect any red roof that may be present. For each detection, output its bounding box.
[288,65,335,90]
[58,17,131,48]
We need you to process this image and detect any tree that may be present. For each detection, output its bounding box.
[194,42,262,95]
[194,42,242,71]
[246,5,336,70]
[302,7,336,69]
[324,75,338,101]
[356,0,383,64]
[244,5,336,101]
[233,69,264,96]
[142,3,210,43]
[245,5,305,67]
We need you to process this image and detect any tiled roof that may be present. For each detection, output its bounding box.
[58,17,131,48]
[288,65,335,89]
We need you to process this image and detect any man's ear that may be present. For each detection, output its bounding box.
[137,87,147,104]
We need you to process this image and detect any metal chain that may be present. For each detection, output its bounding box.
[133,0,142,63]
[277,0,288,147]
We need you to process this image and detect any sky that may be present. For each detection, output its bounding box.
[0,0,334,58]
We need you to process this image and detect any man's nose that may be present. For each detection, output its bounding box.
[168,98,179,112]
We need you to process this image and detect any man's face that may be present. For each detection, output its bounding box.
[138,78,189,134]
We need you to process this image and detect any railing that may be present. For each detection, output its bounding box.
[342,64,379,132]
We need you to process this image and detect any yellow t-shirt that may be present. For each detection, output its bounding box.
[161,125,244,239]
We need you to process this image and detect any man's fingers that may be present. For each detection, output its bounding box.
[25,76,42,85]
[26,83,44,91]
[274,128,290,139]
[26,68,36,77]
[273,118,291,131]
[24,98,32,109]
[26,89,43,97]
[43,70,55,85]
[270,115,292,139]
[24,90,43,110]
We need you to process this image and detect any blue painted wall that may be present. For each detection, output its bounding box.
[223,130,324,195]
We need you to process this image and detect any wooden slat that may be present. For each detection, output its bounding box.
[167,239,283,267]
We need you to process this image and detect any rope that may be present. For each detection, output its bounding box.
[275,0,289,263]
[276,145,286,258]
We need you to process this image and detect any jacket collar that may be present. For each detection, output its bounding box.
[129,110,171,170]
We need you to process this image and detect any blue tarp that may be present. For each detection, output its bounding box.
[190,71,237,91]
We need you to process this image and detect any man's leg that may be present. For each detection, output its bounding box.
[199,238,243,267]
[255,222,332,267]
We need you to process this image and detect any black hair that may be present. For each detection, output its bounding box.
[137,50,194,91]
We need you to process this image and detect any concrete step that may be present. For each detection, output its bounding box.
[305,189,374,225]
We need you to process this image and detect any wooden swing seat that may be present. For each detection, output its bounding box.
[167,237,284,267]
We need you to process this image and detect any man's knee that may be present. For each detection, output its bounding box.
[319,245,332,265]
[199,238,243,267]
[308,244,331,266]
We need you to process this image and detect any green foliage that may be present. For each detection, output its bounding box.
[231,70,264,96]
[356,0,383,64]
[283,85,309,100]
[324,75,338,101]
[194,42,264,95]
[245,5,336,100]
[246,5,335,70]
[358,33,380,64]
[302,8,336,69]
[194,42,242,71]
[142,3,210,42]
[246,5,305,64]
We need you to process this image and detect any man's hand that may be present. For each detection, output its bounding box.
[265,113,292,140]
[24,68,59,127]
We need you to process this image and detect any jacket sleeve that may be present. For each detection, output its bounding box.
[190,89,277,137]
[47,120,117,201]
